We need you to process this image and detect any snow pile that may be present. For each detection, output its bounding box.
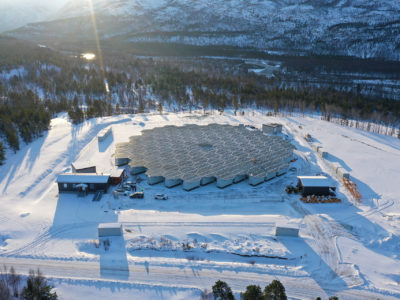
[125,233,290,258]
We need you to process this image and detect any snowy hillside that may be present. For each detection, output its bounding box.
[8,0,400,60]
[0,110,400,299]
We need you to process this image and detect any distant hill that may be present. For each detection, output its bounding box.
[4,0,400,60]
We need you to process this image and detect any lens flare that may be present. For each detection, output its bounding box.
[81,53,96,60]
[87,0,106,88]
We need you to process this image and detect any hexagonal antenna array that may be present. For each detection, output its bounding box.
[115,124,295,190]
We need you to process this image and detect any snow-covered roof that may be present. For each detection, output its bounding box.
[71,161,96,170]
[57,173,110,184]
[264,123,282,128]
[98,223,122,229]
[110,168,125,177]
[98,127,112,138]
[297,176,331,187]
[99,126,112,134]
[275,221,299,229]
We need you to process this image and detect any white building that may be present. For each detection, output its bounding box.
[98,223,123,237]
[262,123,283,135]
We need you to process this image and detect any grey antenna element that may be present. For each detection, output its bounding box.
[115,124,295,191]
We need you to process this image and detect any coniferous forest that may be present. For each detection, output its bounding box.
[0,36,399,164]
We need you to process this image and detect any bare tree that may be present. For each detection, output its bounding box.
[200,288,213,300]
[0,265,11,300]
[8,267,21,298]
[0,280,11,300]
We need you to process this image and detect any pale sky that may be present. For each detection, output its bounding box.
[2,0,68,5]
[0,0,70,32]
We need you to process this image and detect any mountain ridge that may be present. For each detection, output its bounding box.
[5,0,400,60]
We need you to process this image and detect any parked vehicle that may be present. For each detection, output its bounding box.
[130,192,144,199]
[154,194,168,200]
[126,180,136,187]
[122,183,131,188]
[115,188,124,193]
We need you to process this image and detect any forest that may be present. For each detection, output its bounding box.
[0,36,399,164]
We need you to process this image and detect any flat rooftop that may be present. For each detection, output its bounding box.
[264,123,282,127]
[57,173,110,184]
[98,223,122,229]
[297,176,332,187]
[110,169,125,177]
[71,161,95,170]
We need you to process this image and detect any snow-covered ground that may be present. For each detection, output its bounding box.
[0,110,400,299]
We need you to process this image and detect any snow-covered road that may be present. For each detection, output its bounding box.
[0,256,396,300]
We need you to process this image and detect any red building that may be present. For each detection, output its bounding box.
[110,169,125,185]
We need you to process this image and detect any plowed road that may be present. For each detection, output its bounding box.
[0,257,396,300]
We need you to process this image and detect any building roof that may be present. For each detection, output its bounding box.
[110,168,125,177]
[98,127,112,138]
[297,176,331,187]
[98,223,122,229]
[71,161,96,170]
[264,123,282,128]
[275,221,299,229]
[57,173,110,184]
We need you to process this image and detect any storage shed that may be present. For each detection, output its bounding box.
[110,169,125,185]
[262,123,283,135]
[98,127,112,142]
[71,161,96,173]
[98,223,122,237]
[115,157,130,166]
[297,176,332,196]
[57,173,110,193]
[275,223,299,237]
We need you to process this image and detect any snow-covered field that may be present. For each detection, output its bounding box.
[0,110,400,299]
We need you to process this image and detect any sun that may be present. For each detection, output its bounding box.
[81,53,96,60]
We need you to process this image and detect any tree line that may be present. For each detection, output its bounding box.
[0,266,57,299]
[1,37,398,130]
[204,279,339,300]
[0,88,115,164]
[147,65,400,134]
[67,95,113,124]
[1,36,399,165]
[0,90,51,160]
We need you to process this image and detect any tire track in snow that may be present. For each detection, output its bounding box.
[0,256,397,300]
[18,118,131,198]
[1,221,276,257]
[303,214,362,288]
[1,222,97,257]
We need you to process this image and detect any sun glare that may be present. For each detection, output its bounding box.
[87,0,104,66]
[81,53,96,60]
